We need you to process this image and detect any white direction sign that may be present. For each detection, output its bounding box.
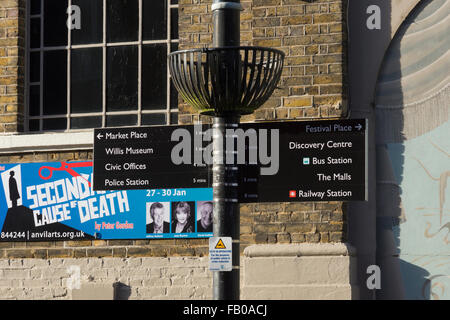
[209,237,232,272]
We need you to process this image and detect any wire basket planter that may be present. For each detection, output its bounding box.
[169,46,285,116]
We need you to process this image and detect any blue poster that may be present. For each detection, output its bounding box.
[0,161,213,241]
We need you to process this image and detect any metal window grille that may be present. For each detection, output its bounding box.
[25,0,179,132]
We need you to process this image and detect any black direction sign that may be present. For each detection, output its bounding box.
[93,125,212,190]
[238,119,367,202]
[93,119,367,202]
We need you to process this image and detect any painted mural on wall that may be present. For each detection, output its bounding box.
[375,0,449,299]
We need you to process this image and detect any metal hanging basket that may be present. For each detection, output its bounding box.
[169,46,285,116]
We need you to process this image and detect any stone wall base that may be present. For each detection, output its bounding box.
[0,243,357,300]
[0,257,212,300]
[242,243,359,300]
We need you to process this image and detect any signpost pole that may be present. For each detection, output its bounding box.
[212,116,240,300]
[211,0,241,300]
[169,0,284,301]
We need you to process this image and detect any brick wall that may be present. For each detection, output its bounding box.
[0,0,349,299]
[0,257,213,300]
[0,149,345,260]
[179,0,348,124]
[179,0,348,244]
[0,0,25,133]
[0,0,349,258]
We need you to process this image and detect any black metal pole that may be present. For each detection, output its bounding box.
[212,0,241,48]
[211,0,242,300]
[212,116,240,300]
[169,0,283,301]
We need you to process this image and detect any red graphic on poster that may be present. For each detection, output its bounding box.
[38,161,93,187]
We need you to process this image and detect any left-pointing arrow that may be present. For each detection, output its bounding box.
[97,133,104,139]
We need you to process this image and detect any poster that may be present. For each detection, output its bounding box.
[0,161,213,241]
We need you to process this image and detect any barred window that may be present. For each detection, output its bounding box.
[27,0,179,132]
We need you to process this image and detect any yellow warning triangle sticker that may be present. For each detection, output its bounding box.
[215,239,226,249]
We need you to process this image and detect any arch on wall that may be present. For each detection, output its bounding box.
[374,0,449,300]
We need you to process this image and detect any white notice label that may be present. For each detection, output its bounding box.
[209,237,232,272]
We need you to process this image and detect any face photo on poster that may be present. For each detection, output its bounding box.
[171,201,195,233]
[146,201,171,234]
[196,201,213,233]
[1,165,22,208]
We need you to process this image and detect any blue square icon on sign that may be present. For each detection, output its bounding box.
[303,157,310,165]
